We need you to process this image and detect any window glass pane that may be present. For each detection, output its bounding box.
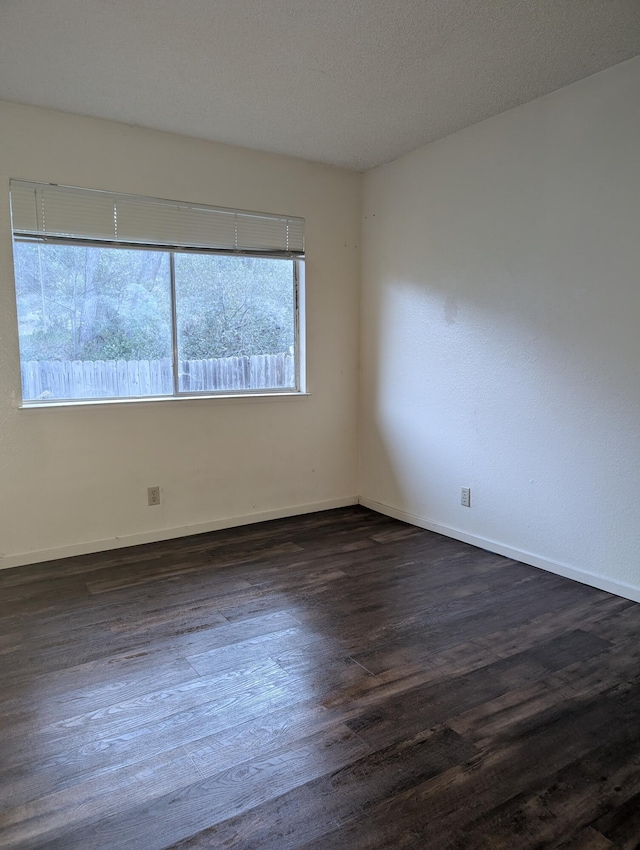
[174,254,296,393]
[13,243,173,401]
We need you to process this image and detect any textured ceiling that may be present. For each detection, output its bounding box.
[0,1,639,171]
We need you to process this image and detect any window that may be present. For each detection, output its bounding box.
[10,181,305,404]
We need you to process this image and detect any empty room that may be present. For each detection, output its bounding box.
[1,1,640,847]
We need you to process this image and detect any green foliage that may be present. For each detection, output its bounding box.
[175,253,294,359]
[13,243,296,363]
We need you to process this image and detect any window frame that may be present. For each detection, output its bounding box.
[10,184,306,407]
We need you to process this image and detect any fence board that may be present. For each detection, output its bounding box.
[139,360,151,397]
[21,353,295,401]
[106,360,117,396]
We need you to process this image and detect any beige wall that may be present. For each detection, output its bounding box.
[3,57,639,597]
[0,101,361,566]
[360,57,640,601]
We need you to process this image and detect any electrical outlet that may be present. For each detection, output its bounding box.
[461,487,471,507]
[147,486,161,506]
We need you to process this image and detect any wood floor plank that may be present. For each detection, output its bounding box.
[85,542,304,594]
[345,630,610,751]
[592,788,640,848]
[0,654,197,729]
[1,505,639,849]
[167,726,476,850]
[1,608,301,686]
[313,681,640,849]
[0,657,293,773]
[452,733,640,848]
[182,698,339,775]
[558,828,615,850]
[42,726,371,850]
[185,624,338,676]
[0,746,202,850]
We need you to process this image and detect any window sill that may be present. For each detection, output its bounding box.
[19,392,311,410]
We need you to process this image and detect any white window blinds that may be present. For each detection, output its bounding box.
[10,180,305,257]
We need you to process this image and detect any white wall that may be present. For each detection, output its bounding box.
[361,57,640,600]
[0,101,361,566]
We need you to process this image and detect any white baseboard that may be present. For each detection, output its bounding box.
[359,496,640,605]
[0,496,359,570]
[6,494,638,607]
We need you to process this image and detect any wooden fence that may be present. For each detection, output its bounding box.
[21,353,296,400]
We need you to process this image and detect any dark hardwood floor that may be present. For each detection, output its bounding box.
[1,506,639,849]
